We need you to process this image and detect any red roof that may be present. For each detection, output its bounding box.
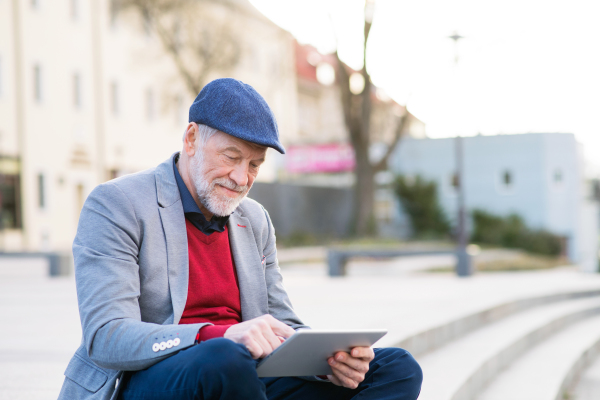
[294,41,406,110]
[295,40,337,82]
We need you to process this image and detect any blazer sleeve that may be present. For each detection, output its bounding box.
[73,182,207,371]
[260,206,310,331]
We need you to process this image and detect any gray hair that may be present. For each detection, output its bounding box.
[183,123,220,150]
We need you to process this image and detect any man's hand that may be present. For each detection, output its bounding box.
[224,315,295,359]
[327,347,374,389]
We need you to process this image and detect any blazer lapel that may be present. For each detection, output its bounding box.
[159,205,188,324]
[156,154,189,324]
[228,212,269,320]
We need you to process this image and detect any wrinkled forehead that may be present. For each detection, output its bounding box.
[210,130,268,157]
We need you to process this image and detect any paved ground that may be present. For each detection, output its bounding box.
[2,254,600,399]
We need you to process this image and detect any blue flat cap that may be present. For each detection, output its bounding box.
[189,78,285,154]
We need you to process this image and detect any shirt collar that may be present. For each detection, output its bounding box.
[172,153,229,235]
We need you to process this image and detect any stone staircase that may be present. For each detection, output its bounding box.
[396,289,600,400]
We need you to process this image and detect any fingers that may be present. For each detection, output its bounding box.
[327,350,372,389]
[330,355,366,381]
[264,315,296,338]
[223,315,294,359]
[260,324,284,353]
[327,374,344,387]
[350,346,375,361]
[328,357,363,389]
[249,319,283,358]
[334,351,371,374]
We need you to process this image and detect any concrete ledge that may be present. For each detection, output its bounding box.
[0,252,73,276]
[394,289,600,358]
[327,248,456,276]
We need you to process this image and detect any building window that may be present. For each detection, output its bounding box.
[553,169,563,183]
[145,88,155,120]
[110,81,119,115]
[109,0,118,27]
[142,10,152,36]
[33,64,43,103]
[37,173,45,209]
[497,169,515,193]
[552,168,565,190]
[502,171,512,187]
[70,0,79,20]
[0,167,22,229]
[73,73,82,108]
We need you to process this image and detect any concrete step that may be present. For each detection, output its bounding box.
[395,289,600,358]
[570,349,600,400]
[416,296,600,400]
[476,314,600,400]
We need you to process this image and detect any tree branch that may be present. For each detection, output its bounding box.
[373,110,410,172]
[117,0,241,97]
[334,53,353,133]
[151,11,202,95]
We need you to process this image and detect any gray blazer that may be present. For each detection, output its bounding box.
[58,154,306,400]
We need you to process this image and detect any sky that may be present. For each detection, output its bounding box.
[249,0,600,172]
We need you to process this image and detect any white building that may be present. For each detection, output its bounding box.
[389,133,599,272]
[0,0,297,252]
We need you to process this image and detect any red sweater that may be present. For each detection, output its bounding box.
[179,220,242,341]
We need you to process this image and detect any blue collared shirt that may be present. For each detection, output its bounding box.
[173,154,229,235]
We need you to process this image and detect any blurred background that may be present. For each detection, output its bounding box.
[1,0,600,399]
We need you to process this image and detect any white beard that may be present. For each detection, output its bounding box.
[189,151,249,217]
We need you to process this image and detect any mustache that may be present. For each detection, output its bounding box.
[212,177,248,194]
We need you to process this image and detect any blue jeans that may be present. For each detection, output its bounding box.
[118,338,422,400]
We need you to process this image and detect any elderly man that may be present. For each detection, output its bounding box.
[58,78,422,400]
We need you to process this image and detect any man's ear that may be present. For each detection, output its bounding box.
[183,122,199,157]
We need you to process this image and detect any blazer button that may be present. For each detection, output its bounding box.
[152,343,160,352]
[159,342,167,351]
[173,338,181,346]
[166,340,174,349]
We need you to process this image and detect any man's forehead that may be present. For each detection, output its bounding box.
[213,131,267,155]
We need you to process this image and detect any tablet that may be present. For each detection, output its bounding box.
[255,329,387,378]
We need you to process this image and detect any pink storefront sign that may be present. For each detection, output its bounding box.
[286,144,356,173]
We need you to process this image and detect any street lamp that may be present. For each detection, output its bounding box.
[448,31,472,277]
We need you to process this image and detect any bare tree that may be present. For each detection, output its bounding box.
[333,0,409,236]
[117,0,242,98]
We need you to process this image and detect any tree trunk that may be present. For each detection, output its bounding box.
[353,145,376,235]
[333,1,409,237]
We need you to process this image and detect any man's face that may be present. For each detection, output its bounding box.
[189,131,267,217]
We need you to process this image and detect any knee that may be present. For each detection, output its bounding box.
[179,339,264,398]
[401,350,423,389]
[374,348,423,397]
[194,338,255,377]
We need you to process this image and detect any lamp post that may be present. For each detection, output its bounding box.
[448,31,472,277]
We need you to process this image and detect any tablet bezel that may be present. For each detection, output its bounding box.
[255,329,388,378]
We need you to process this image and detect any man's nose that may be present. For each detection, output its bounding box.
[229,164,249,187]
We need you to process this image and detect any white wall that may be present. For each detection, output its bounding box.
[1,0,297,252]
[390,133,595,265]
